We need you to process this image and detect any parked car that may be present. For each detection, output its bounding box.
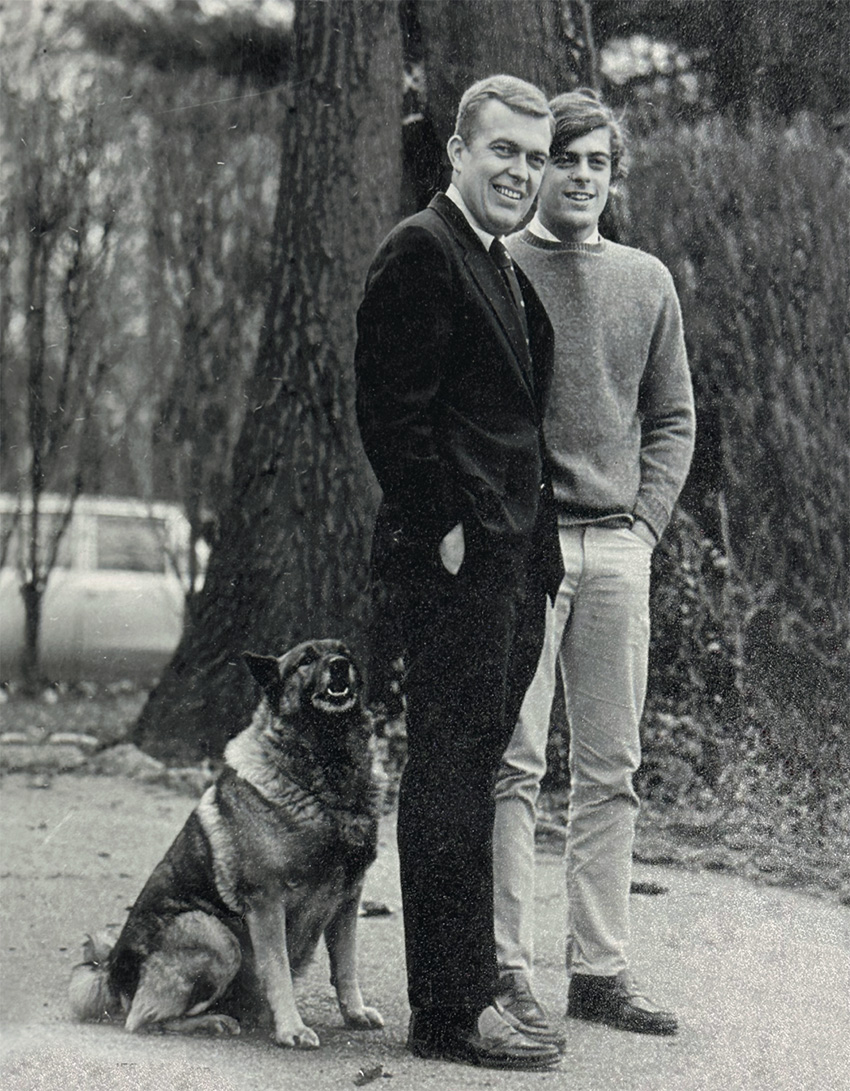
[0,494,203,684]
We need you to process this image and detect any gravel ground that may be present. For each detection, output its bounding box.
[2,770,850,1091]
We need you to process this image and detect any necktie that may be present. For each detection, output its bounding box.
[490,238,529,342]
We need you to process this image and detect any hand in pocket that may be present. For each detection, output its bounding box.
[439,522,465,575]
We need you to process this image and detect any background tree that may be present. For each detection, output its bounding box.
[75,0,293,85]
[591,0,850,122]
[0,39,135,689]
[418,0,594,142]
[136,71,280,604]
[133,0,402,762]
[39,3,286,603]
[2,2,284,616]
[400,0,594,207]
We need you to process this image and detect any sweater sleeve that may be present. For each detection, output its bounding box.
[633,271,696,540]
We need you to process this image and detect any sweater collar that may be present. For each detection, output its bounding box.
[527,212,602,247]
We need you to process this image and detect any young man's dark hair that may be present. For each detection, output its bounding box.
[548,86,629,183]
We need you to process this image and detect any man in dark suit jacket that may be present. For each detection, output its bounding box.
[355,75,562,1071]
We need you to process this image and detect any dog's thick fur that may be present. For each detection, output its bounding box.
[69,639,383,1048]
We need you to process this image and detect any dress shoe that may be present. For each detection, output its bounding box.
[408,1003,562,1069]
[567,971,678,1036]
[496,970,566,1049]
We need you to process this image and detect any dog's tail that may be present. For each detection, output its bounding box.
[68,932,123,1023]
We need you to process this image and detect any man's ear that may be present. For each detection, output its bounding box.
[243,652,282,702]
[446,133,465,173]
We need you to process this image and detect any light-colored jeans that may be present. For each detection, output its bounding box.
[494,524,651,979]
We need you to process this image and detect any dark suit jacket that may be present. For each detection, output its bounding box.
[355,193,560,593]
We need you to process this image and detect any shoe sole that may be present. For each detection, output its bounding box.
[568,1010,678,1036]
[410,1042,562,1070]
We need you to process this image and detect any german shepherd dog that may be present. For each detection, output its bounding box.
[69,639,384,1048]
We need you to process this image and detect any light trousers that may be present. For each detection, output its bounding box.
[493,524,651,979]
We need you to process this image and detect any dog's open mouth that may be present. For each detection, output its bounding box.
[312,687,357,713]
[311,655,359,713]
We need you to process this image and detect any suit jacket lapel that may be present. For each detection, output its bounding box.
[430,195,538,405]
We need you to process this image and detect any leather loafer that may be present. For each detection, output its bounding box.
[567,971,678,1036]
[496,970,566,1049]
[408,1004,562,1069]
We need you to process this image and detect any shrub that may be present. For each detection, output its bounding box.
[620,113,850,816]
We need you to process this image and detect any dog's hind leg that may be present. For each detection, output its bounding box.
[124,912,241,1035]
[325,885,383,1030]
[246,897,319,1049]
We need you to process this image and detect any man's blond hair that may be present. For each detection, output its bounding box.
[454,74,554,145]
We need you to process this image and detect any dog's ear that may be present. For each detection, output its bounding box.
[243,652,282,701]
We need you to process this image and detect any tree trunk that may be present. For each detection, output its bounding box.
[415,0,591,162]
[21,581,44,694]
[134,1,402,763]
[20,206,50,692]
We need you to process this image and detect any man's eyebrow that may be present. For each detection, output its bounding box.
[553,148,611,159]
[489,138,549,156]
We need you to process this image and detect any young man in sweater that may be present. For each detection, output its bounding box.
[493,88,695,1040]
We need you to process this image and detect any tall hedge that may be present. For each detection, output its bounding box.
[618,114,850,814]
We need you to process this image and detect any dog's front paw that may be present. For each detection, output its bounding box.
[274,1023,320,1049]
[342,1005,384,1030]
[160,1013,241,1037]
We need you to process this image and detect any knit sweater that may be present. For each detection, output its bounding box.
[506,231,695,541]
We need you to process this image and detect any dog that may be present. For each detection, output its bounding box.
[69,639,384,1049]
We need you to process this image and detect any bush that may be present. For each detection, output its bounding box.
[621,113,850,818]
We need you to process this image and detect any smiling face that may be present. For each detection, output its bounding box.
[536,126,612,244]
[447,98,552,237]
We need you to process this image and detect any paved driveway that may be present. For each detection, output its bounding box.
[1,773,848,1090]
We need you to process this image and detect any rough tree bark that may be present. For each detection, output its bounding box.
[134,1,402,763]
[416,0,593,157]
[396,0,592,210]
